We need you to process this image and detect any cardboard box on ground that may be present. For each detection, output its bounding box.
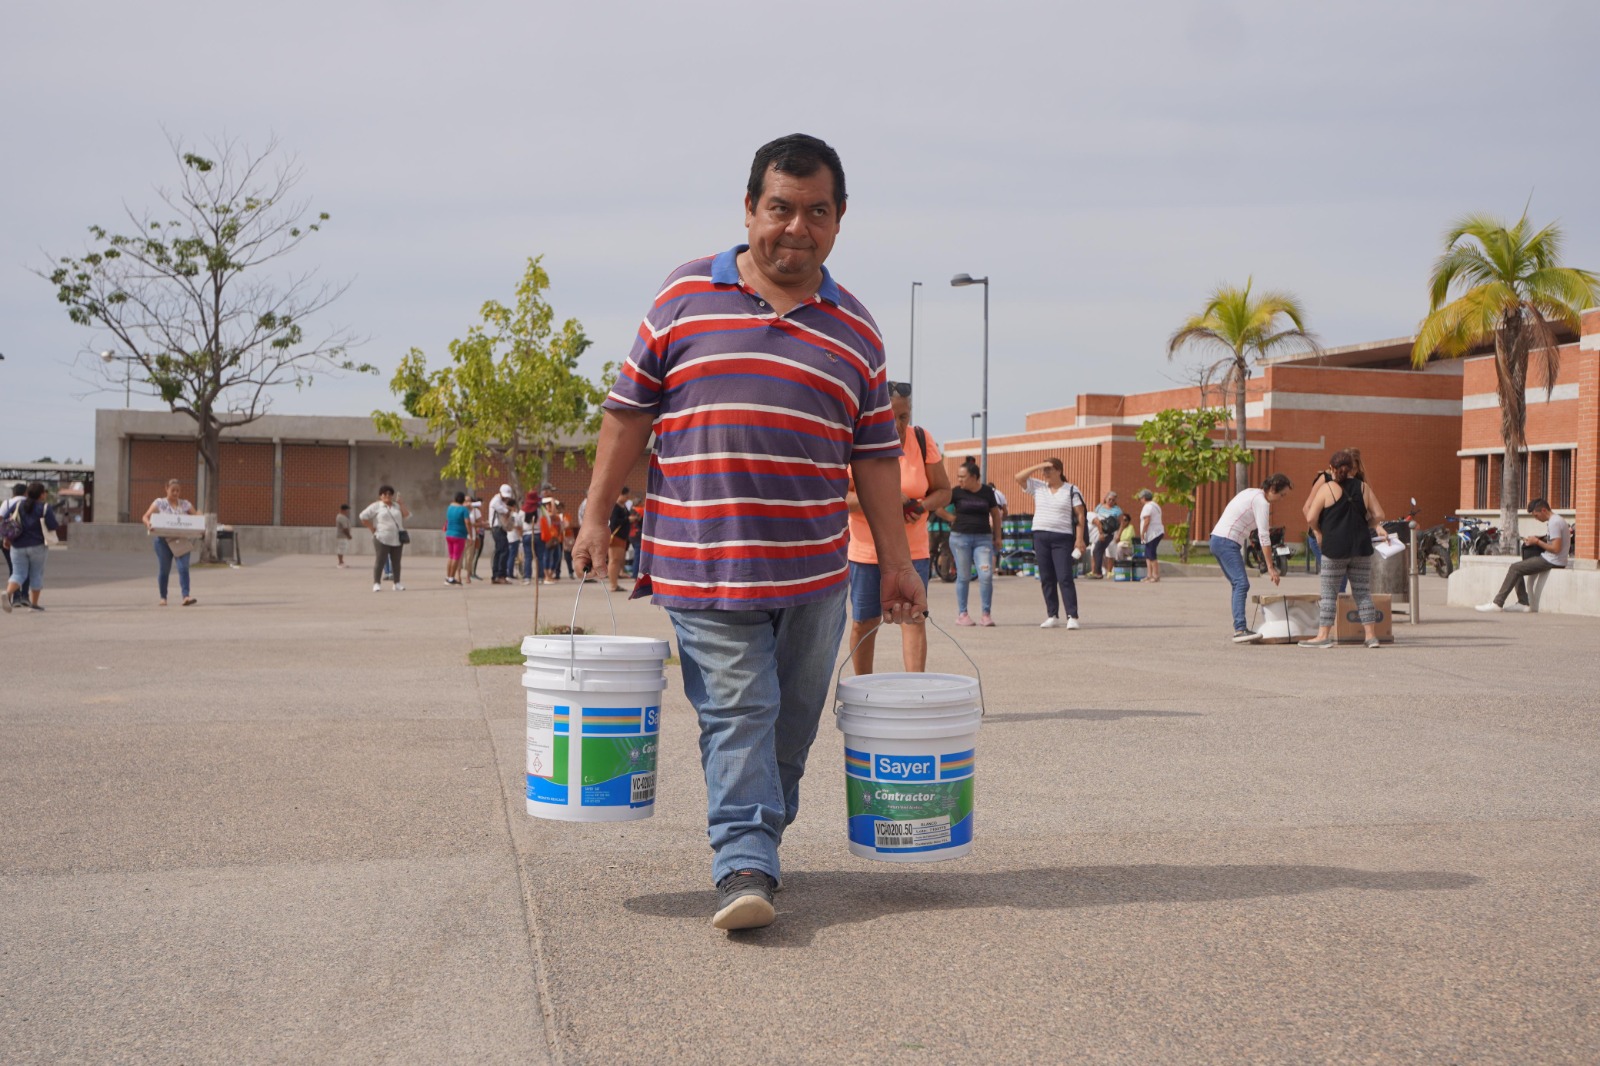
[1334,593,1393,644]
[1251,593,1394,644]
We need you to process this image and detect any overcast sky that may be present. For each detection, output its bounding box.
[4,0,1598,466]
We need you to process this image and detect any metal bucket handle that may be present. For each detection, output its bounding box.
[562,572,619,679]
[832,613,986,717]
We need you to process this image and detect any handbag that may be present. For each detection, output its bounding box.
[398,529,411,545]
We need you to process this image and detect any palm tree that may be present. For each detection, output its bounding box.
[1168,280,1321,492]
[1411,212,1598,553]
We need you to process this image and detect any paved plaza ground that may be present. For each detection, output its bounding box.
[2,548,1597,1064]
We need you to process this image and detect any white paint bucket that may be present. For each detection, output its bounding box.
[834,673,982,862]
[522,634,670,822]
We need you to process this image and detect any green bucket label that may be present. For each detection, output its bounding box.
[845,746,974,853]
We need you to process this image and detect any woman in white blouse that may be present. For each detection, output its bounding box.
[1014,459,1088,629]
[359,485,411,591]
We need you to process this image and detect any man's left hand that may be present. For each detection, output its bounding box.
[878,565,927,626]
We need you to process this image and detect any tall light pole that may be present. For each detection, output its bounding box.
[99,349,136,408]
[970,412,981,439]
[950,274,989,483]
[907,281,922,391]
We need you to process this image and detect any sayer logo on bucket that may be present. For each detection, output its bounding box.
[876,755,934,782]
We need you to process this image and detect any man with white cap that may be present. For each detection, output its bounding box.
[488,483,517,585]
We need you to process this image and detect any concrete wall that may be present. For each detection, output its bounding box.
[1446,553,1600,617]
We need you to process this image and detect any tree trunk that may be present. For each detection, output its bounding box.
[197,418,223,564]
[1495,320,1531,554]
[1232,354,1249,493]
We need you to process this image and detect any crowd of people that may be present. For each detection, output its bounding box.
[347,481,632,592]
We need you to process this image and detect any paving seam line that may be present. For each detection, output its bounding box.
[471,610,566,1065]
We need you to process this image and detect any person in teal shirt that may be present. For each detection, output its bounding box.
[445,491,472,585]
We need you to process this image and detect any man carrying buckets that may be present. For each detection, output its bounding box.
[573,133,925,933]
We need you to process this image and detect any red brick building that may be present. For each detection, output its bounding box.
[943,313,1595,568]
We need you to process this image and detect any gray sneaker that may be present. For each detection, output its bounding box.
[712,870,776,931]
[1231,629,1263,643]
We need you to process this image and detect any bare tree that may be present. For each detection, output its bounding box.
[44,134,371,549]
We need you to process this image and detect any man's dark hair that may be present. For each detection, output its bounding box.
[452,492,466,504]
[1261,473,1293,493]
[1527,497,1550,512]
[10,483,24,497]
[747,134,846,211]
[339,503,350,511]
[620,486,631,497]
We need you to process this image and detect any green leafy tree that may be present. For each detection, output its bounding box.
[1135,407,1250,562]
[1167,279,1320,492]
[44,135,369,549]
[1411,211,1598,552]
[373,256,609,500]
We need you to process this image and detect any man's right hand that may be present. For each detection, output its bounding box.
[572,523,609,579]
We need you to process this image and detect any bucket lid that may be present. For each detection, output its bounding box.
[520,634,671,660]
[836,672,979,708]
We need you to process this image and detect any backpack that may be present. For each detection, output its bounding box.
[0,499,22,543]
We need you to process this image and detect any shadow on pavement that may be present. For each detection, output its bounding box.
[982,708,1203,723]
[624,863,1480,947]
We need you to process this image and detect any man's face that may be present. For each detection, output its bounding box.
[744,166,843,284]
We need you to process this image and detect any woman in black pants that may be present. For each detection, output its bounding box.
[359,486,411,591]
[1014,459,1089,629]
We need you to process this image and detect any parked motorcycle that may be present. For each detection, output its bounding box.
[1245,525,1292,574]
[1414,523,1453,576]
[1447,515,1499,557]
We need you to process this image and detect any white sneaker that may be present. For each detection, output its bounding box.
[1503,603,1530,612]
[394,584,406,591]
[373,583,382,592]
[1040,617,1061,628]
[1474,602,1502,612]
[1065,617,1080,630]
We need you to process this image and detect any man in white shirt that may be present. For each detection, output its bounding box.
[488,484,516,584]
[1209,474,1293,642]
[1476,498,1569,613]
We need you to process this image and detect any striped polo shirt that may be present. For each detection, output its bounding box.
[604,245,901,611]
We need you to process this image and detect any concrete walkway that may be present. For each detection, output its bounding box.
[2,550,1597,1063]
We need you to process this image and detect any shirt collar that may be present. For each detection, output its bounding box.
[713,245,840,306]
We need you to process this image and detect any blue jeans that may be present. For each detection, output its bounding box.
[7,545,47,591]
[1210,535,1250,632]
[668,584,849,884]
[949,532,994,615]
[154,538,191,599]
[521,534,535,579]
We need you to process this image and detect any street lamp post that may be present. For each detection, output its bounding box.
[907,281,922,391]
[970,412,981,439]
[99,349,135,408]
[950,274,989,483]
